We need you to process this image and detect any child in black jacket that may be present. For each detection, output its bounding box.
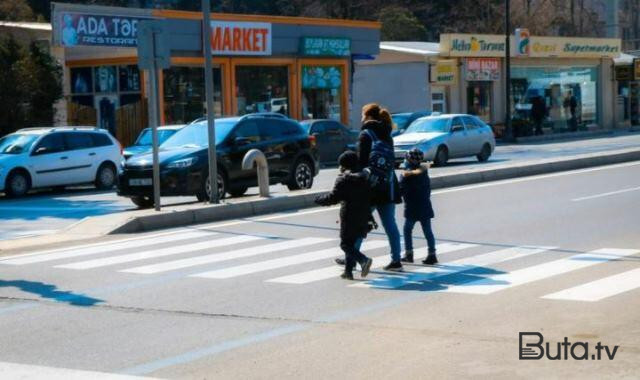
[399,148,438,265]
[315,151,374,280]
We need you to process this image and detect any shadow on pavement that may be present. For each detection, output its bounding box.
[0,280,103,306]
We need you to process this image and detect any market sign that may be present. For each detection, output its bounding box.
[615,65,633,81]
[440,34,506,57]
[300,37,351,57]
[57,12,151,47]
[529,37,621,58]
[209,21,272,55]
[465,58,500,81]
[431,59,457,85]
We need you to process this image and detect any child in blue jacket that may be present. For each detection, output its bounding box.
[399,148,437,264]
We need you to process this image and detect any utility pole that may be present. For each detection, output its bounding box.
[202,0,219,203]
[504,0,515,142]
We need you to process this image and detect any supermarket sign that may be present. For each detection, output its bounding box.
[528,36,620,58]
[209,21,272,55]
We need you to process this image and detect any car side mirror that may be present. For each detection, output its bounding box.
[234,136,251,146]
[451,126,464,133]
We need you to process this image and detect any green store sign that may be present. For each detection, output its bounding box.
[301,37,351,57]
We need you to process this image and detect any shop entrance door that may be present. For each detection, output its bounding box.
[630,82,640,126]
[95,95,118,136]
[467,82,492,123]
[431,87,446,113]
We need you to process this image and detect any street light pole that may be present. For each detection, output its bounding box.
[504,0,514,142]
[202,0,219,203]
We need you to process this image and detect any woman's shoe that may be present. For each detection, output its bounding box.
[383,261,403,272]
[422,255,438,265]
[400,251,414,263]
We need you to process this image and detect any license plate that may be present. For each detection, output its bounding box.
[129,178,152,186]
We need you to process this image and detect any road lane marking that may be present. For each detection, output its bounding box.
[121,237,334,274]
[350,246,555,289]
[441,248,639,295]
[267,242,477,284]
[542,267,640,302]
[0,361,158,379]
[54,235,261,270]
[571,186,640,201]
[191,240,388,279]
[0,231,213,265]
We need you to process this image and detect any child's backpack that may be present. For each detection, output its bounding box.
[363,129,395,195]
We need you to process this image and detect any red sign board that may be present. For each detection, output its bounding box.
[466,58,501,81]
[209,21,272,55]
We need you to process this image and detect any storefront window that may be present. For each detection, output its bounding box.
[467,82,492,123]
[301,65,342,121]
[510,66,599,135]
[163,66,223,124]
[235,66,289,116]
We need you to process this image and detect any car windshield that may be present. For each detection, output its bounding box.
[392,115,410,130]
[404,118,450,134]
[0,134,38,154]
[135,129,177,146]
[161,120,236,149]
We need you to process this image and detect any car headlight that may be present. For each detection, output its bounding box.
[166,157,198,169]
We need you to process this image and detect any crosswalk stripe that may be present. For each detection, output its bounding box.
[542,267,640,302]
[266,242,477,284]
[191,240,389,279]
[120,237,334,274]
[441,248,639,295]
[0,231,213,265]
[350,245,554,289]
[55,235,263,270]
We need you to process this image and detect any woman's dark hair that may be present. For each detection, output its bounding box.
[362,103,392,128]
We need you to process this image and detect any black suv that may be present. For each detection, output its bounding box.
[117,114,320,208]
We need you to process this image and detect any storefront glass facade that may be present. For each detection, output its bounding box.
[162,66,223,124]
[301,65,342,121]
[235,66,289,116]
[510,66,600,135]
[467,81,492,123]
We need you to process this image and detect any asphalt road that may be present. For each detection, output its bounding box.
[0,161,638,378]
[2,132,640,242]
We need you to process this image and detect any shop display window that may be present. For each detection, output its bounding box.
[163,66,223,124]
[94,66,117,93]
[119,65,141,92]
[467,82,492,123]
[510,66,599,134]
[235,66,289,116]
[301,65,342,121]
[70,67,93,94]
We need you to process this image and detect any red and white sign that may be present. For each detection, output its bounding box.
[209,21,272,55]
[465,58,500,81]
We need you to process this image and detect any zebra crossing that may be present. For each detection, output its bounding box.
[1,230,638,303]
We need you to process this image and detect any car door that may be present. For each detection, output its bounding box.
[63,132,96,182]
[323,121,346,162]
[447,117,471,157]
[258,118,291,179]
[309,122,330,162]
[225,120,264,184]
[462,116,484,154]
[29,133,73,187]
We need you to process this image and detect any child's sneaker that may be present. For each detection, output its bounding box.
[400,250,414,263]
[422,254,438,265]
[340,271,354,280]
[360,257,373,278]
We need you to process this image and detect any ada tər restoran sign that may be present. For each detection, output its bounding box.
[209,21,272,56]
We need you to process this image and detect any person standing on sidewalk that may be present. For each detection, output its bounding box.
[315,151,374,280]
[399,149,438,265]
[358,103,403,272]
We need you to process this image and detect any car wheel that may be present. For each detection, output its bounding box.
[5,170,31,197]
[200,171,226,201]
[95,163,116,190]
[131,195,154,209]
[476,143,492,162]
[287,158,314,190]
[228,186,248,197]
[433,146,449,167]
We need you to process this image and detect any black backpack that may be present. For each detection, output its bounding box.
[363,129,395,195]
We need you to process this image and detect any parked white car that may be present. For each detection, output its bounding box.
[393,114,496,166]
[0,127,122,197]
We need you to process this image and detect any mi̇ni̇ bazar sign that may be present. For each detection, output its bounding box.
[209,21,272,55]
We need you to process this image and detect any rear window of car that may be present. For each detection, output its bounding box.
[90,133,113,147]
[64,132,94,150]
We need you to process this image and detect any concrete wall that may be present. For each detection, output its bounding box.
[351,62,429,128]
